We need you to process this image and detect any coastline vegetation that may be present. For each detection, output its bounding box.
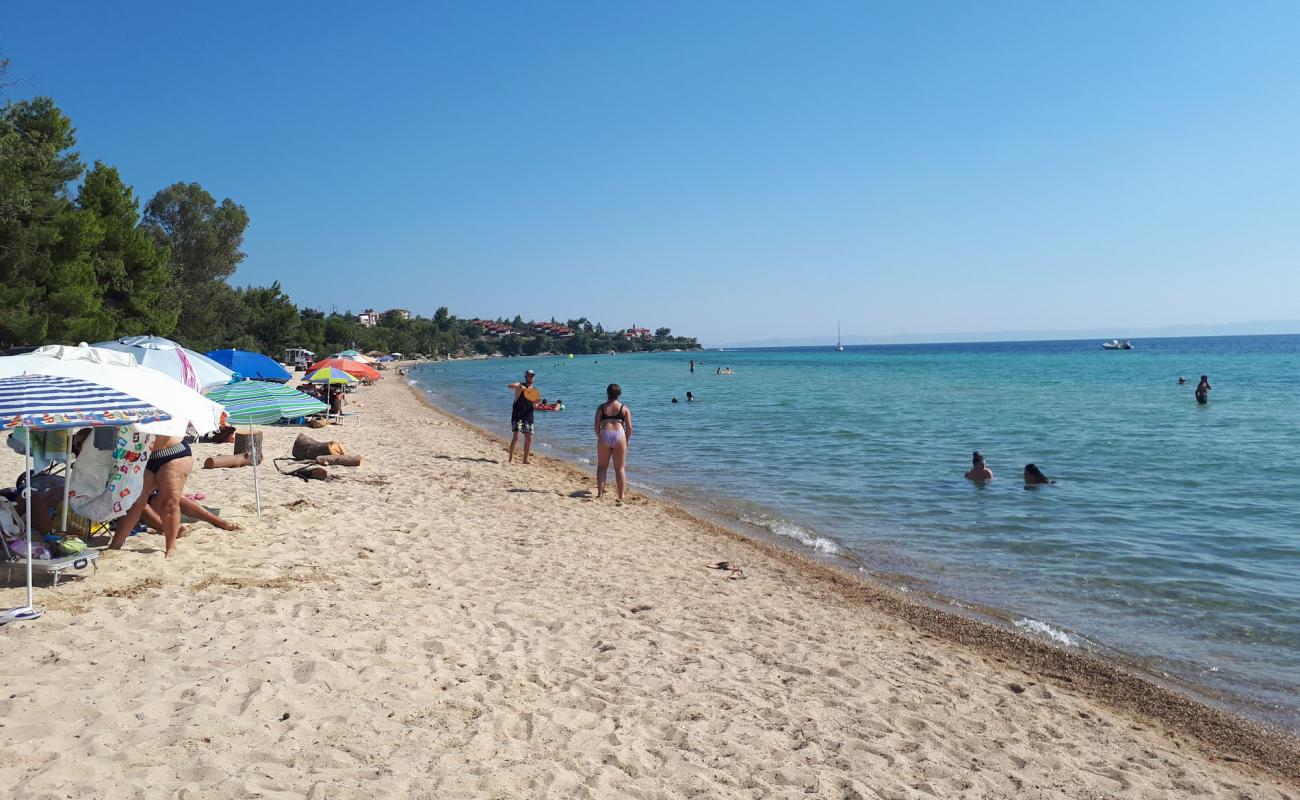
[0,93,699,359]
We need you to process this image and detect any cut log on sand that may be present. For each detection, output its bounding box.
[203,453,253,469]
[314,454,362,467]
[292,433,344,460]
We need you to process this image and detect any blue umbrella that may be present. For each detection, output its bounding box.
[0,374,171,625]
[204,349,292,383]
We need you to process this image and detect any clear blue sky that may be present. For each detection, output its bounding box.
[7,1,1299,344]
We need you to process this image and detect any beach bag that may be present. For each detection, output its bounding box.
[69,428,153,522]
[56,536,86,556]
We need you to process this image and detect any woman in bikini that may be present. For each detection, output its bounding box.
[594,383,633,501]
[109,435,193,557]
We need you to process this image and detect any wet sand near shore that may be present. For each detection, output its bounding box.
[0,371,1295,798]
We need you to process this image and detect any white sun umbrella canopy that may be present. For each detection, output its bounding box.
[93,336,234,391]
[0,345,225,436]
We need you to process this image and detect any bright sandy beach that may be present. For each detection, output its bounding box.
[2,373,1296,799]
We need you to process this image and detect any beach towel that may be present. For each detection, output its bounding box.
[5,429,69,473]
[69,428,153,522]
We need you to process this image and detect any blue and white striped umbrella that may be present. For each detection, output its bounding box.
[0,374,171,431]
[0,374,170,627]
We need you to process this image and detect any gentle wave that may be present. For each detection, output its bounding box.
[1014,618,1080,647]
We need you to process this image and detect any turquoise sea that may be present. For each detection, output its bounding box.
[409,335,1300,731]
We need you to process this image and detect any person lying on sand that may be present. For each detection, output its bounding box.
[139,492,240,533]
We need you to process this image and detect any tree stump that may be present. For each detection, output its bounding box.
[234,432,264,465]
[292,433,344,460]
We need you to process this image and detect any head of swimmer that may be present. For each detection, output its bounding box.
[607,383,621,401]
[1023,463,1050,484]
[523,369,535,385]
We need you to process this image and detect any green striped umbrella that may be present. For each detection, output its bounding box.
[206,381,327,424]
[205,381,327,518]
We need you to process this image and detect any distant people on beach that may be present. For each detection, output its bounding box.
[1195,375,1211,404]
[965,451,993,482]
[507,369,538,464]
[595,383,632,501]
[1023,464,1054,486]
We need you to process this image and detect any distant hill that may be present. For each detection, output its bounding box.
[711,320,1300,349]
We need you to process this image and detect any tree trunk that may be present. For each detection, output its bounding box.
[292,433,344,460]
[314,454,362,467]
[203,453,252,469]
[233,431,264,465]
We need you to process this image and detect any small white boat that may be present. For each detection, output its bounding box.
[1101,339,1134,350]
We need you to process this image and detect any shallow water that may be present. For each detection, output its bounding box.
[410,335,1300,730]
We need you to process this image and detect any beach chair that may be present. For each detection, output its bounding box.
[1,532,100,588]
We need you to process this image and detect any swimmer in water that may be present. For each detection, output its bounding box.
[1177,376,1186,385]
[686,392,694,402]
[965,451,993,482]
[1195,374,1211,404]
[1023,463,1054,486]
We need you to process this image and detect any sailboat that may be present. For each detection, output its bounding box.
[835,322,844,352]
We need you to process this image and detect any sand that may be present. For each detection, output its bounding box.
[1,372,1296,799]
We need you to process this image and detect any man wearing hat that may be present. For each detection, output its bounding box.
[507,369,539,464]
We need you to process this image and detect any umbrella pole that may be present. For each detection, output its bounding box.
[250,424,262,519]
[24,435,34,611]
[60,434,71,533]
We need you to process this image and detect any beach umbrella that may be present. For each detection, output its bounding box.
[307,358,380,381]
[0,374,170,625]
[304,367,358,385]
[205,349,293,383]
[0,345,226,437]
[93,336,234,391]
[331,350,378,364]
[304,367,358,423]
[206,382,328,519]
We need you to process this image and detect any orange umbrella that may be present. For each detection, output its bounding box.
[306,357,381,381]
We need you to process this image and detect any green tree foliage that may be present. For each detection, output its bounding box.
[142,182,249,350]
[0,98,110,345]
[76,162,176,337]
[238,282,301,354]
[0,94,702,358]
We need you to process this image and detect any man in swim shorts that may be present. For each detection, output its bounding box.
[507,369,538,464]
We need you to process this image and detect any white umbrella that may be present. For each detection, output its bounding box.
[0,345,225,437]
[93,336,234,391]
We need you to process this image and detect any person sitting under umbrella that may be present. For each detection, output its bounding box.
[0,470,64,536]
